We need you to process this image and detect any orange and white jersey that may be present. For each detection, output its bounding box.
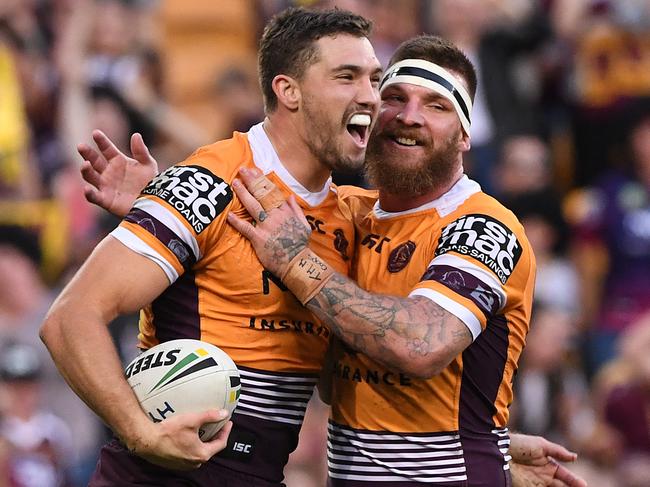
[110,123,354,483]
[328,176,535,486]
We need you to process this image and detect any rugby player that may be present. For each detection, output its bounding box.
[228,35,586,487]
[41,8,381,486]
[72,11,585,487]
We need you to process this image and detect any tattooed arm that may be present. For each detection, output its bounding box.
[227,169,472,378]
[306,273,472,377]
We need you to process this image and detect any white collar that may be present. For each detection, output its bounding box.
[373,175,481,219]
[247,122,333,207]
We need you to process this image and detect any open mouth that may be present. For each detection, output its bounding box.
[346,113,371,146]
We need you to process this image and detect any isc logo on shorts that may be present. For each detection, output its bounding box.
[142,165,233,233]
[436,214,522,284]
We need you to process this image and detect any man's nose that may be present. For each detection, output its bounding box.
[357,76,380,108]
[396,100,424,126]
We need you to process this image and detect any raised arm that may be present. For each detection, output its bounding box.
[79,130,158,217]
[227,169,472,378]
[40,236,231,469]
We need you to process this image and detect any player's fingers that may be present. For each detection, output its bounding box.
[197,418,232,462]
[287,195,311,230]
[78,143,108,173]
[164,409,225,432]
[92,129,124,161]
[232,179,267,223]
[259,187,285,210]
[227,211,258,242]
[131,133,156,166]
[83,184,103,206]
[191,409,230,427]
[205,420,232,450]
[80,159,101,188]
[554,464,587,487]
[239,167,285,211]
[543,440,578,463]
[238,166,264,185]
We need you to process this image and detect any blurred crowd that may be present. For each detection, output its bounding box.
[1,0,650,485]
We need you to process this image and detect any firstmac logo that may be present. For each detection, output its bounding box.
[436,214,522,284]
[142,165,232,233]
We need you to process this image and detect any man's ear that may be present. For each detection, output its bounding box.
[459,130,471,153]
[272,74,301,111]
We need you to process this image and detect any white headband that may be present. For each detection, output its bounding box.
[380,58,473,135]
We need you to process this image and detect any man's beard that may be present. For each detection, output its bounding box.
[364,129,460,197]
[302,94,365,174]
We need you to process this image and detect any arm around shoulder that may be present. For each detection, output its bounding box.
[306,274,473,379]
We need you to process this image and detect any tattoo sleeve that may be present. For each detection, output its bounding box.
[305,272,473,377]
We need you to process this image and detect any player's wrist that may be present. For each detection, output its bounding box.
[280,247,334,305]
[120,414,157,455]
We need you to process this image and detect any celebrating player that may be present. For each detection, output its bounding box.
[58,6,585,487]
[41,8,381,486]
[228,35,584,487]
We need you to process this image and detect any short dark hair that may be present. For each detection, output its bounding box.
[258,7,372,113]
[388,35,477,102]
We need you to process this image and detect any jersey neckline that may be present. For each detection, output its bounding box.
[372,175,481,220]
[247,122,333,207]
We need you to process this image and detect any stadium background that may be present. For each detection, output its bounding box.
[1,0,649,485]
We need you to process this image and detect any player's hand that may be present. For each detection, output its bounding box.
[129,409,232,470]
[79,130,159,217]
[509,433,587,487]
[227,167,311,278]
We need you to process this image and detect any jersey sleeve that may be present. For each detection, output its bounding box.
[409,212,531,340]
[110,147,235,283]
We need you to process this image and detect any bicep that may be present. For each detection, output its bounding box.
[348,292,475,378]
[55,235,170,324]
[404,296,474,375]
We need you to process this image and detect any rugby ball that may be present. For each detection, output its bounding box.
[125,339,240,441]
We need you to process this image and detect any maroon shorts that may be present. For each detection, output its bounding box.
[89,439,286,487]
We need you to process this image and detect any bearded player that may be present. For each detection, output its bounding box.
[229,35,586,487]
[74,18,586,487]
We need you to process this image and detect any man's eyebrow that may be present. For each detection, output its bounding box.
[332,64,363,73]
[380,85,451,103]
[332,64,384,75]
[423,91,451,104]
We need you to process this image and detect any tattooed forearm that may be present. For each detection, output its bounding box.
[305,273,473,378]
[319,275,397,336]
